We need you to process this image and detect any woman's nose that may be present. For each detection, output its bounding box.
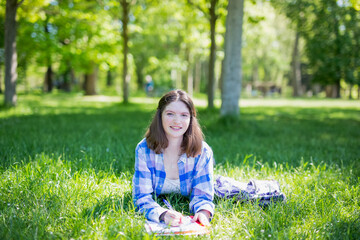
[173,114,180,123]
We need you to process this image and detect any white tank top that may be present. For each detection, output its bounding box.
[161,178,181,194]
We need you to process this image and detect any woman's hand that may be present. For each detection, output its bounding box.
[193,210,211,226]
[161,210,184,226]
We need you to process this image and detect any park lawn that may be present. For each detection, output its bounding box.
[0,93,359,239]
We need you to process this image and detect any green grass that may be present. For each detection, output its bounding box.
[1,93,359,239]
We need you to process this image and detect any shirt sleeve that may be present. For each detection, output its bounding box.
[132,142,167,223]
[189,143,215,216]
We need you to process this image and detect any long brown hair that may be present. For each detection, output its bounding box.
[145,89,204,157]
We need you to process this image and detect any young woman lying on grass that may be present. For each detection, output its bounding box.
[132,89,215,227]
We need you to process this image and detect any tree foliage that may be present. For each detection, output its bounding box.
[271,0,360,98]
[187,0,227,107]
[242,1,293,89]
[2,0,359,105]
[306,1,360,96]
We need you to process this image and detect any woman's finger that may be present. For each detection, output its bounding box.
[193,212,199,222]
[164,210,183,226]
[198,214,210,226]
[193,212,211,226]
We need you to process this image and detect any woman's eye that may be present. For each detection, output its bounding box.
[167,112,174,116]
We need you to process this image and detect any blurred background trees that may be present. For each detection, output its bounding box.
[1,0,359,107]
[271,0,360,99]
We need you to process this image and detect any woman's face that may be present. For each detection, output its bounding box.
[161,100,191,140]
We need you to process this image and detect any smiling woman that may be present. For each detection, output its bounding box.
[132,89,215,227]
[162,101,191,140]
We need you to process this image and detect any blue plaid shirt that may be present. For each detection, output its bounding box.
[132,138,215,223]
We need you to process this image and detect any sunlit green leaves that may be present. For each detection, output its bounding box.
[271,0,360,89]
[242,1,293,86]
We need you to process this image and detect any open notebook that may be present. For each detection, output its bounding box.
[145,216,210,236]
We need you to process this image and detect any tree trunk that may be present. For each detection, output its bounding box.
[207,0,218,109]
[44,66,53,92]
[333,1,341,98]
[291,31,302,97]
[62,69,72,92]
[185,44,193,97]
[4,0,23,106]
[348,84,352,100]
[187,0,218,102]
[0,64,3,94]
[194,60,201,93]
[83,64,97,95]
[121,0,130,103]
[67,64,75,92]
[325,84,338,98]
[135,63,143,90]
[220,0,244,116]
[107,69,113,87]
[43,18,53,93]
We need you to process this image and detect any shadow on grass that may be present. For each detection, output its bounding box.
[82,191,134,220]
[325,214,360,239]
[198,107,360,172]
[0,102,153,174]
[1,101,359,176]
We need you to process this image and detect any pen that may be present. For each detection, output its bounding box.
[163,199,187,225]
[163,199,174,210]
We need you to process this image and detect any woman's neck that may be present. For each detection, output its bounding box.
[165,136,183,154]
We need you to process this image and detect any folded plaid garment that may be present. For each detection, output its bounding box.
[214,175,286,207]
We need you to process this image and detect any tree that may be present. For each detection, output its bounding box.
[83,62,97,95]
[106,0,134,102]
[291,31,303,96]
[343,5,360,99]
[4,0,24,107]
[120,0,131,103]
[242,1,294,97]
[272,0,360,98]
[42,5,57,93]
[131,0,206,94]
[306,0,342,98]
[304,0,360,98]
[271,0,312,97]
[0,7,4,94]
[181,2,211,96]
[220,0,244,116]
[187,0,226,108]
[50,0,121,94]
[206,0,218,108]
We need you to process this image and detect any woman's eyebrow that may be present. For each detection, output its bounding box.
[164,109,189,114]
